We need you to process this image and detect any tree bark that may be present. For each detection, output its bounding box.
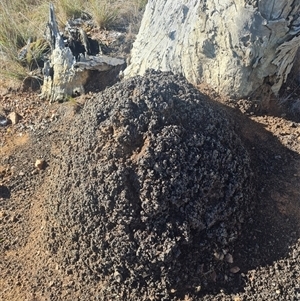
[124,0,300,99]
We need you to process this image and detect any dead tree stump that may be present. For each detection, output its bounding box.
[40,4,125,102]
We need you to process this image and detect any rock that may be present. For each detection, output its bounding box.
[35,159,46,170]
[214,252,224,261]
[0,115,8,126]
[225,253,234,264]
[10,214,18,223]
[0,185,10,199]
[230,266,240,274]
[8,112,21,125]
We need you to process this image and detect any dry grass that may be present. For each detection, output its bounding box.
[55,0,85,25]
[0,0,147,83]
[0,0,48,79]
[88,0,119,29]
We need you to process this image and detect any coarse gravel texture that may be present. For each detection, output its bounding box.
[1,72,300,301]
[42,70,255,300]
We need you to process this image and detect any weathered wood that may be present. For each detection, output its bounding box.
[40,4,125,102]
[125,0,300,99]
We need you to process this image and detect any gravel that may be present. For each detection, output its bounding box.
[43,70,255,300]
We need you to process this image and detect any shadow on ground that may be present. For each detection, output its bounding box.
[198,99,300,297]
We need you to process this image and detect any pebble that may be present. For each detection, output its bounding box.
[230,266,240,274]
[32,169,39,175]
[214,252,224,261]
[10,214,18,223]
[48,281,54,287]
[8,112,21,125]
[0,211,7,218]
[0,115,8,126]
[35,159,46,170]
[225,253,234,263]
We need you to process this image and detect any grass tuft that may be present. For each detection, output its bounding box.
[88,0,119,29]
[55,0,85,25]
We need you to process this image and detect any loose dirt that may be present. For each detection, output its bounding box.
[1,30,300,301]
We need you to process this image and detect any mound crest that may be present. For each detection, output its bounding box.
[44,71,254,300]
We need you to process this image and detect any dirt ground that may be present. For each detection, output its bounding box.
[1,31,300,301]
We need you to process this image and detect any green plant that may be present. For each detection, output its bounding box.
[88,0,119,29]
[22,39,49,70]
[54,0,85,25]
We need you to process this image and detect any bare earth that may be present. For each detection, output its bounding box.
[1,44,300,301]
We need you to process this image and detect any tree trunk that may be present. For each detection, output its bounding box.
[124,0,300,99]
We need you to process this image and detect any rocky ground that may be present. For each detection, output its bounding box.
[1,25,300,301]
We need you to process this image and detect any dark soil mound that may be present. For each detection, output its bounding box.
[43,71,255,300]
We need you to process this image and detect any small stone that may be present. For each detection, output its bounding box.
[276,289,281,294]
[230,266,240,274]
[32,169,39,175]
[114,271,123,283]
[50,113,59,120]
[210,270,217,282]
[0,185,10,199]
[10,214,18,223]
[214,252,224,261]
[195,286,201,292]
[35,159,46,170]
[8,112,21,125]
[0,115,8,126]
[225,253,234,263]
[48,281,54,287]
